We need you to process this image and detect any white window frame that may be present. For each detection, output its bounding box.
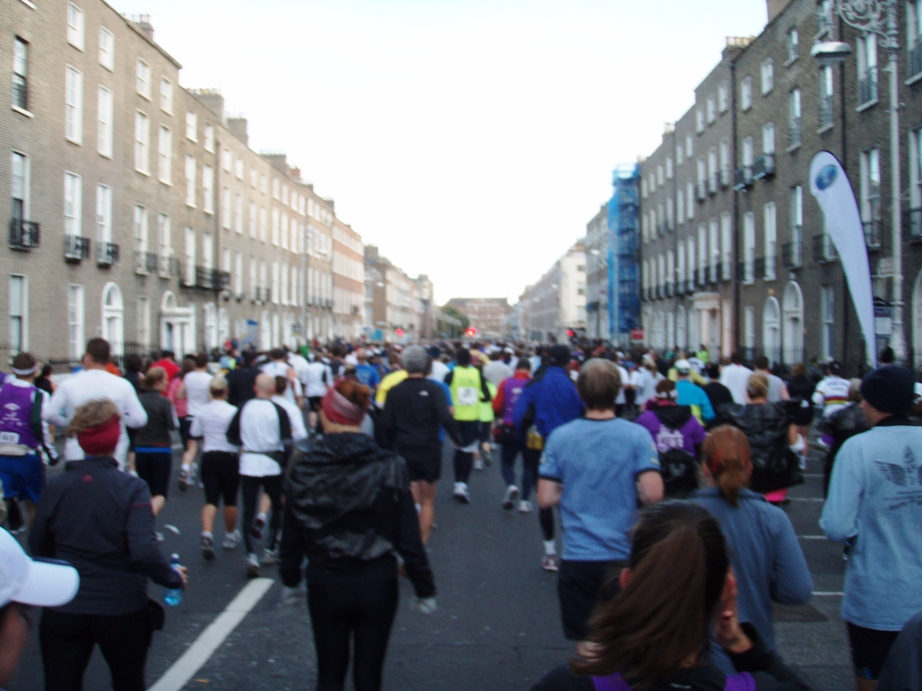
[96,183,111,242]
[67,284,85,360]
[157,213,171,264]
[64,171,82,237]
[9,275,28,353]
[98,27,114,70]
[158,125,172,184]
[764,202,777,280]
[185,155,196,207]
[184,226,196,285]
[137,296,150,349]
[821,286,835,360]
[186,111,198,142]
[743,212,756,284]
[741,76,752,111]
[204,124,214,152]
[160,77,173,114]
[761,58,774,94]
[136,59,151,99]
[762,122,775,154]
[134,111,150,174]
[96,86,113,158]
[65,65,83,144]
[235,193,243,234]
[66,3,85,50]
[787,28,799,63]
[221,187,231,229]
[720,212,732,279]
[718,82,729,113]
[202,165,213,214]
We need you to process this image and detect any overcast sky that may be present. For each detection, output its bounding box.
[113,0,768,305]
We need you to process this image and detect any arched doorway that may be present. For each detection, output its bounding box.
[676,306,687,351]
[782,281,804,365]
[204,302,217,351]
[159,291,195,357]
[763,296,781,366]
[101,282,124,357]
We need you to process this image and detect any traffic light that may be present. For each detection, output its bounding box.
[465,327,477,337]
[395,328,404,336]
[567,329,575,339]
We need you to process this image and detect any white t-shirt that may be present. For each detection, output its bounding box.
[429,360,449,383]
[615,365,629,405]
[813,375,851,417]
[237,398,286,477]
[44,369,148,468]
[183,370,213,418]
[190,400,239,453]
[720,364,754,405]
[301,361,333,398]
[271,395,308,442]
[262,360,302,405]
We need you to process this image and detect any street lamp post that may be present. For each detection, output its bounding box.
[812,0,906,363]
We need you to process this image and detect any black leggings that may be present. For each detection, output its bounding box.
[453,450,473,484]
[540,507,555,542]
[39,606,152,691]
[307,577,399,691]
[241,474,283,553]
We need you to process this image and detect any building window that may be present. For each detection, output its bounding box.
[184,226,196,284]
[66,3,85,50]
[12,38,28,111]
[686,182,695,220]
[819,66,834,128]
[202,165,213,213]
[910,0,922,78]
[764,202,777,280]
[157,213,170,263]
[11,152,29,222]
[249,202,257,238]
[10,275,28,353]
[136,59,151,99]
[259,207,267,242]
[272,208,280,245]
[235,193,243,234]
[790,185,803,265]
[718,82,729,113]
[97,86,113,157]
[221,187,231,229]
[657,165,664,186]
[185,155,196,206]
[64,171,82,236]
[761,58,774,94]
[857,33,878,105]
[641,178,648,199]
[235,158,244,180]
[706,95,716,124]
[789,89,802,147]
[762,122,775,155]
[134,112,149,173]
[272,178,280,200]
[221,148,231,173]
[235,251,243,295]
[743,212,755,284]
[860,148,882,247]
[741,76,752,111]
[98,27,114,70]
[67,284,84,360]
[666,156,673,179]
[65,66,83,144]
[202,232,213,270]
[160,77,173,114]
[677,189,685,224]
[134,205,147,255]
[185,111,197,141]
[676,142,684,166]
[158,126,172,184]
[696,108,705,133]
[96,184,111,242]
[720,212,732,279]
[743,136,754,167]
[137,296,150,349]
[708,218,719,280]
[744,306,755,353]
[787,28,799,63]
[821,286,835,360]
[204,124,214,152]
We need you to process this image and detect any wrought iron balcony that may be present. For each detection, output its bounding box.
[134,251,158,274]
[9,219,39,249]
[911,43,922,81]
[708,262,720,284]
[64,235,90,262]
[665,282,675,298]
[907,208,922,243]
[818,95,834,129]
[97,241,119,266]
[158,255,179,278]
[738,260,755,284]
[752,153,776,180]
[754,256,766,279]
[12,77,27,111]
[859,69,878,105]
[782,239,803,269]
[734,167,753,191]
[195,266,230,291]
[863,218,882,250]
[788,118,802,148]
[813,233,838,263]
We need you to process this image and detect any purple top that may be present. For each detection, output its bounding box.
[0,382,41,449]
[634,403,706,456]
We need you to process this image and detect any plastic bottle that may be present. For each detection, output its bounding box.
[163,553,183,606]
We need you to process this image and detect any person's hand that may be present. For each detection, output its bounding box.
[410,596,437,614]
[176,566,189,589]
[714,571,751,655]
[280,585,304,607]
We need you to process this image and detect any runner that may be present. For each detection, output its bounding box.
[132,367,175,519]
[190,376,241,561]
[444,348,492,503]
[301,351,333,432]
[262,348,303,409]
[492,358,538,512]
[178,353,212,491]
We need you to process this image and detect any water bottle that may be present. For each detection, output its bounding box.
[163,553,183,606]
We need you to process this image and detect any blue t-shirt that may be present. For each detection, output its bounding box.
[539,418,660,561]
[431,378,453,442]
[355,363,381,389]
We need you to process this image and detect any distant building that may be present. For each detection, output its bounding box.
[519,243,587,342]
[443,298,511,339]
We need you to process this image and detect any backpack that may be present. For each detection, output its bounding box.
[659,447,699,498]
[592,671,756,691]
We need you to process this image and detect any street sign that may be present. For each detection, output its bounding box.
[631,328,644,342]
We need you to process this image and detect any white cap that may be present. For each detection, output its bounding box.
[674,359,692,373]
[0,528,79,608]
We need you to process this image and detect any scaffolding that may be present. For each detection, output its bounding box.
[607,163,640,343]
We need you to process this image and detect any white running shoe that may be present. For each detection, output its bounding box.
[502,485,520,511]
[518,500,534,513]
[542,553,560,572]
[201,533,215,561]
[473,459,484,471]
[261,548,279,566]
[246,552,260,578]
[223,530,241,550]
[453,482,471,503]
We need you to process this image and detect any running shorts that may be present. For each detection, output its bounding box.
[201,451,241,507]
[0,453,43,503]
[134,449,173,499]
[456,421,482,452]
[557,559,625,641]
[847,621,901,680]
[308,396,323,412]
[399,446,442,484]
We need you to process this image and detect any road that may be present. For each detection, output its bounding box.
[10,433,852,690]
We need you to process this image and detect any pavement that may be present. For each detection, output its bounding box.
[9,433,852,690]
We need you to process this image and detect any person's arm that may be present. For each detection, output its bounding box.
[43,380,70,427]
[698,389,715,422]
[537,478,562,509]
[122,384,149,430]
[637,470,664,504]
[125,483,183,589]
[279,503,306,588]
[433,387,462,446]
[819,439,862,543]
[394,487,435,598]
[492,381,506,415]
[226,406,244,447]
[537,436,562,508]
[769,514,814,605]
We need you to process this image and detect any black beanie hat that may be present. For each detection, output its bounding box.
[549,345,571,367]
[860,365,915,416]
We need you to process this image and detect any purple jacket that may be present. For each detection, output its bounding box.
[634,403,706,456]
[0,382,42,449]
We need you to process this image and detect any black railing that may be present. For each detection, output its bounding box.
[12,77,27,111]
[911,43,922,80]
[708,262,720,284]
[863,218,882,250]
[907,208,922,243]
[97,241,119,266]
[752,153,776,180]
[782,239,803,269]
[754,256,766,279]
[859,69,878,105]
[665,282,674,298]
[734,166,753,191]
[819,94,834,129]
[158,255,179,277]
[64,235,90,261]
[738,260,755,284]
[135,251,158,274]
[9,219,39,249]
[813,233,838,263]
[788,118,802,148]
[194,266,231,291]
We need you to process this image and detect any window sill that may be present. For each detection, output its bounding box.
[66,137,83,146]
[856,98,879,113]
[784,56,798,67]
[906,71,922,87]
[186,202,196,208]
[138,93,152,101]
[159,179,172,186]
[135,168,150,176]
[19,0,36,8]
[817,124,834,135]
[787,142,801,153]
[11,105,34,118]
[203,210,213,216]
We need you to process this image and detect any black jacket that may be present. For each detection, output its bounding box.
[723,402,802,494]
[703,381,734,426]
[377,377,461,450]
[818,402,868,460]
[652,403,694,430]
[226,365,260,408]
[134,389,176,448]
[279,433,435,597]
[30,456,181,615]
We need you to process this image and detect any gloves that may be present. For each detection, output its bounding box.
[410,596,437,614]
[280,585,305,607]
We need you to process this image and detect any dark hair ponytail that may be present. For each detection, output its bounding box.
[571,502,729,688]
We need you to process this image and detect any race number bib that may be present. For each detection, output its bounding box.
[456,387,479,407]
[0,432,20,444]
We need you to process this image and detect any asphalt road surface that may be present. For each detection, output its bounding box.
[10,433,852,690]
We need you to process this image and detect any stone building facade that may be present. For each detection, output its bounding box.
[442,298,511,339]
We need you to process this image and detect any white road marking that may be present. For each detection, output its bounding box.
[812,591,844,596]
[149,577,275,691]
[797,535,828,540]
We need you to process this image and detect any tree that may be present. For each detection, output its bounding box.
[439,305,469,338]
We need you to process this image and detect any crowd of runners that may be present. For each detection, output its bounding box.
[0,335,920,691]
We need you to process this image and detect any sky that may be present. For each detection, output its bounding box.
[112,0,768,305]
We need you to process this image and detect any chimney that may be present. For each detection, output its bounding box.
[767,0,792,22]
[126,14,154,40]
[190,89,224,122]
[290,166,301,180]
[261,152,288,174]
[226,116,248,145]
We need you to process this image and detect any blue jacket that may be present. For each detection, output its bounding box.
[676,379,715,422]
[512,366,582,440]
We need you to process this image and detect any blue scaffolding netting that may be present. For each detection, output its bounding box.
[607,163,640,342]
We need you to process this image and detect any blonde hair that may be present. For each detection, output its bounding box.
[142,366,167,390]
[746,372,769,401]
[66,399,120,437]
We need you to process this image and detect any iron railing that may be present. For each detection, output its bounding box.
[859,68,878,105]
[97,241,119,266]
[782,239,803,269]
[813,233,838,263]
[819,94,834,129]
[788,118,802,148]
[134,251,158,274]
[195,266,230,291]
[9,219,39,249]
[158,255,180,278]
[12,77,27,111]
[734,166,753,191]
[64,235,90,261]
[752,153,776,180]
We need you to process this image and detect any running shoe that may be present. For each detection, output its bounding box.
[201,533,215,561]
[501,485,520,511]
[541,554,560,572]
[223,530,241,550]
[473,459,484,471]
[518,500,533,514]
[251,514,266,540]
[246,552,260,578]
[178,465,191,492]
[453,482,471,504]
[261,548,279,566]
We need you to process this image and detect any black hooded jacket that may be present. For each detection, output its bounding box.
[651,403,693,430]
[279,432,435,597]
